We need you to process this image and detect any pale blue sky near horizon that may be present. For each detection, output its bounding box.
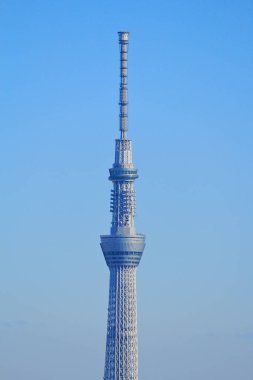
[1,1,253,379]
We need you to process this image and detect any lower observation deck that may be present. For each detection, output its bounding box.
[100,234,145,267]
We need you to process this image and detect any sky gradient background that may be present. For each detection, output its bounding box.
[1,1,253,379]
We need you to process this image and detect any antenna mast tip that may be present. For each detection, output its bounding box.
[118,32,129,42]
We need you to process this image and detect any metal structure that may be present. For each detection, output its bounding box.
[100,32,145,380]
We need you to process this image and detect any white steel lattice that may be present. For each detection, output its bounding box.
[104,267,138,380]
[101,32,145,380]
[110,182,136,229]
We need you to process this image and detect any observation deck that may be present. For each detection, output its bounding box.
[101,234,145,267]
[109,166,138,181]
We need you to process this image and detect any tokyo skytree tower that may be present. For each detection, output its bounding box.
[100,32,145,380]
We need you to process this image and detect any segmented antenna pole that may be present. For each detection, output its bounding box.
[118,32,129,139]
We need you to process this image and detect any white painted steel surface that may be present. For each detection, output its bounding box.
[101,32,145,380]
[104,267,138,380]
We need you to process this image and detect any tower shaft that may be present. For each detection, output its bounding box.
[101,32,145,380]
[104,267,138,380]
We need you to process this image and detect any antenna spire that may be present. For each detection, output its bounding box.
[118,32,129,139]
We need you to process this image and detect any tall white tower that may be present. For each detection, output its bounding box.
[100,32,145,380]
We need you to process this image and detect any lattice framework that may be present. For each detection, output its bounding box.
[100,32,145,380]
[104,267,138,380]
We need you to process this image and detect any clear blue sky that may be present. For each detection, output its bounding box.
[1,1,253,379]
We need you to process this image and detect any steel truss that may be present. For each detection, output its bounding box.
[104,266,138,380]
[100,32,145,380]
